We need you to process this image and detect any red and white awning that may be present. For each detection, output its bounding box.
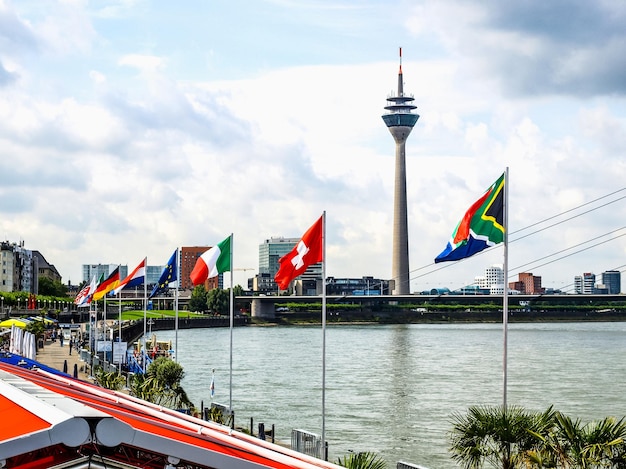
[0,361,343,469]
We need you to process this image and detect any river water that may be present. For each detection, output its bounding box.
[155,322,626,469]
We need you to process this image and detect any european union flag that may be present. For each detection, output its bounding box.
[149,250,178,299]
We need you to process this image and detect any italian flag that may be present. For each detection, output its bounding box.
[190,235,232,286]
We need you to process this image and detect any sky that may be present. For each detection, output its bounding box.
[0,0,625,293]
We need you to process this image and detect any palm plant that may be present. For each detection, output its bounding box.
[449,405,549,469]
[558,414,626,469]
[336,451,387,469]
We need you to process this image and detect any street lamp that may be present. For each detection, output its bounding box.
[0,296,3,316]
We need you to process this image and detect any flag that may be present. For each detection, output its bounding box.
[112,258,146,295]
[274,215,323,290]
[74,282,91,305]
[190,236,231,286]
[149,250,178,299]
[75,275,97,306]
[435,173,505,263]
[92,266,121,301]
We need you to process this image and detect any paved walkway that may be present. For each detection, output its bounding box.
[35,339,92,381]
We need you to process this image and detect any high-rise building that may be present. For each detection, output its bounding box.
[82,264,128,284]
[601,270,621,294]
[574,272,595,294]
[256,237,322,294]
[382,48,419,295]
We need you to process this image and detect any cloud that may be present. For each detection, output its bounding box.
[407,0,626,97]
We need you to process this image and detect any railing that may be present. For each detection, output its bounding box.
[291,429,324,459]
[397,460,430,469]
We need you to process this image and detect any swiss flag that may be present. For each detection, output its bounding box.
[274,215,324,290]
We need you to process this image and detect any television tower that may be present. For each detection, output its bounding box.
[382,48,419,295]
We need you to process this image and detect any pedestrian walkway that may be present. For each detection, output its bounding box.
[35,338,92,381]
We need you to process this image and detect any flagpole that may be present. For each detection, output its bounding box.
[143,257,148,373]
[103,295,107,364]
[175,247,179,362]
[229,233,234,414]
[118,290,122,374]
[321,211,327,459]
[502,167,509,408]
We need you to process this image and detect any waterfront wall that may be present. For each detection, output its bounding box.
[120,315,250,343]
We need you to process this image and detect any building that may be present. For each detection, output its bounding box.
[255,237,322,294]
[509,272,544,295]
[32,250,61,284]
[82,264,128,284]
[1,241,39,293]
[180,246,220,291]
[602,270,621,294]
[474,264,505,295]
[82,262,168,291]
[574,272,596,294]
[382,48,419,295]
[326,276,392,296]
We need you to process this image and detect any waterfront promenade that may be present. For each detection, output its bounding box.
[35,338,92,381]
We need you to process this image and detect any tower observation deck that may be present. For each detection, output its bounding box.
[382,48,419,295]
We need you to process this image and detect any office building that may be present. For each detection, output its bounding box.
[602,270,621,294]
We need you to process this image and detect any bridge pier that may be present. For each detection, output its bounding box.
[251,298,275,319]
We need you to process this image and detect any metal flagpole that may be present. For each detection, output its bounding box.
[502,167,509,408]
[175,248,179,362]
[321,211,327,459]
[143,257,147,373]
[229,234,234,414]
[118,291,122,374]
[103,295,107,364]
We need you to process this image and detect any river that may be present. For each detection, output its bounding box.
[154,322,626,469]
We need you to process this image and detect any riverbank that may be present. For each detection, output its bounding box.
[271,308,626,324]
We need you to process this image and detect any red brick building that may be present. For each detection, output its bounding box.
[180,246,219,291]
[509,272,544,294]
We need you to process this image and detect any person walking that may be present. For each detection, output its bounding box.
[60,332,64,347]
[69,337,73,355]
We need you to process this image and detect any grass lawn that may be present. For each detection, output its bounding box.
[120,310,206,321]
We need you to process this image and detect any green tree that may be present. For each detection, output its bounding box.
[207,288,229,315]
[449,405,549,469]
[189,285,208,312]
[25,319,46,341]
[129,357,193,410]
[232,284,244,296]
[38,277,68,297]
[530,412,626,469]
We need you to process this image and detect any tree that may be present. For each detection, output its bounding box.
[189,285,208,312]
[449,405,626,469]
[531,412,626,469]
[449,405,548,469]
[129,357,193,410]
[38,277,68,297]
[207,288,229,315]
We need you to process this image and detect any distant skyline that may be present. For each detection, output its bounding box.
[0,0,624,293]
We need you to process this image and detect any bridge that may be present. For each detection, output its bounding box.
[245,293,626,319]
